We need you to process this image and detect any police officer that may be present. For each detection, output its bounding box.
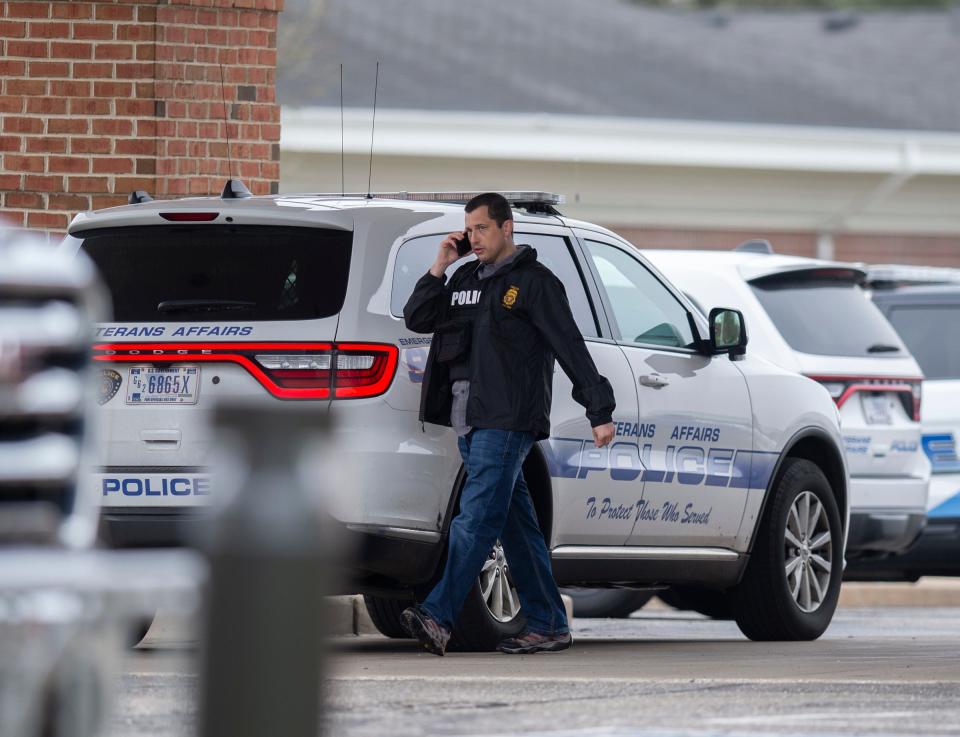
[402,192,616,655]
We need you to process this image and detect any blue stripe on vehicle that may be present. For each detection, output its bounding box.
[930,490,960,519]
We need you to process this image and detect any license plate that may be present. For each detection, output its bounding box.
[126,366,200,404]
[862,393,892,425]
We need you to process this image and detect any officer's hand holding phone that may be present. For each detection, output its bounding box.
[429,231,470,278]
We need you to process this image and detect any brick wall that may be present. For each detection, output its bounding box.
[0,0,283,238]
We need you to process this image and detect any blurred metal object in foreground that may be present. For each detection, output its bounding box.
[0,227,205,737]
[0,227,107,548]
[0,549,203,737]
[199,401,335,737]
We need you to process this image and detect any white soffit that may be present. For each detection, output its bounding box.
[281,107,960,177]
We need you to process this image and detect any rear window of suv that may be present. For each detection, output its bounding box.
[886,304,960,380]
[750,270,905,357]
[78,225,352,322]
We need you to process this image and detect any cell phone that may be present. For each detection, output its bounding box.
[455,232,471,257]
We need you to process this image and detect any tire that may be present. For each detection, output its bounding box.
[447,540,526,651]
[362,594,413,639]
[126,615,154,648]
[658,587,733,620]
[730,457,843,641]
[563,588,654,618]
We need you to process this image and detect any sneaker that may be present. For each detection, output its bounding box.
[401,606,450,656]
[497,629,572,654]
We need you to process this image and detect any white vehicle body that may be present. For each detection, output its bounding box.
[645,249,928,559]
[63,191,849,641]
[870,285,960,578]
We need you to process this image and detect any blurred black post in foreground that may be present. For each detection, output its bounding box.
[198,402,333,737]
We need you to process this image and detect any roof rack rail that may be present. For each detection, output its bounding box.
[128,190,153,204]
[735,239,774,254]
[221,179,253,199]
[300,191,565,214]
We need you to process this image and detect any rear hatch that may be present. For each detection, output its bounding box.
[76,222,353,505]
[748,266,924,480]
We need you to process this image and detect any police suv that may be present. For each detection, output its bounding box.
[645,247,929,572]
[64,188,849,647]
[868,268,960,579]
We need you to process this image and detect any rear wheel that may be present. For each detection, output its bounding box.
[563,588,654,618]
[362,540,526,650]
[731,458,842,641]
[362,594,413,639]
[126,615,154,648]
[448,540,525,651]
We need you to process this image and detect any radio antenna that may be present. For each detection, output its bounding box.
[219,64,235,181]
[340,63,345,197]
[366,61,379,199]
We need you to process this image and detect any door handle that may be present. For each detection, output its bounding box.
[638,374,669,389]
[140,429,181,449]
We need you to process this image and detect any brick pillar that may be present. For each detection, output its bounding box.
[0,0,283,238]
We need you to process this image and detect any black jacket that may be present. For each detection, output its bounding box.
[403,246,615,440]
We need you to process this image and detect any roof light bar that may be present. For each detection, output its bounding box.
[303,191,565,206]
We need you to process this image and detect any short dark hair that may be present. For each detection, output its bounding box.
[464,192,513,227]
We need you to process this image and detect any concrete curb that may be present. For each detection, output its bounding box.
[330,580,960,635]
[329,594,575,637]
[142,582,960,645]
[838,578,960,608]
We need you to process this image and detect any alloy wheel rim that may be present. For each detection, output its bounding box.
[479,540,521,623]
[784,490,833,613]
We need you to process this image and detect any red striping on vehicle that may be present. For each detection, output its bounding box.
[92,342,399,400]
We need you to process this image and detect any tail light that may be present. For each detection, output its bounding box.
[92,342,398,400]
[807,375,922,422]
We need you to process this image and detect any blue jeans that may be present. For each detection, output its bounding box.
[421,429,569,636]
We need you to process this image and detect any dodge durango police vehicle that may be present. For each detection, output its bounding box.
[64,186,849,647]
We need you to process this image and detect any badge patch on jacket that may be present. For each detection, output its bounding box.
[502,285,519,309]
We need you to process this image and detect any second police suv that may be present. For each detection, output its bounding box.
[64,187,850,648]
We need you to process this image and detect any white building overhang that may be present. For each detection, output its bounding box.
[280,107,960,236]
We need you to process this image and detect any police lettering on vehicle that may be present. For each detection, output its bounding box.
[543,423,778,491]
[101,476,211,497]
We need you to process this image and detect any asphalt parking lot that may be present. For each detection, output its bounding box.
[111,601,960,737]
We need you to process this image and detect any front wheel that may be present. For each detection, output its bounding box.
[731,458,843,641]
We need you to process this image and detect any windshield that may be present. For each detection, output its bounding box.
[78,225,352,322]
[750,274,905,358]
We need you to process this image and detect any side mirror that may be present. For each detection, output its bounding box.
[709,307,747,359]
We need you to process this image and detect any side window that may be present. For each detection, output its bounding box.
[585,240,695,349]
[391,233,598,337]
[521,234,598,337]
[391,234,470,316]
